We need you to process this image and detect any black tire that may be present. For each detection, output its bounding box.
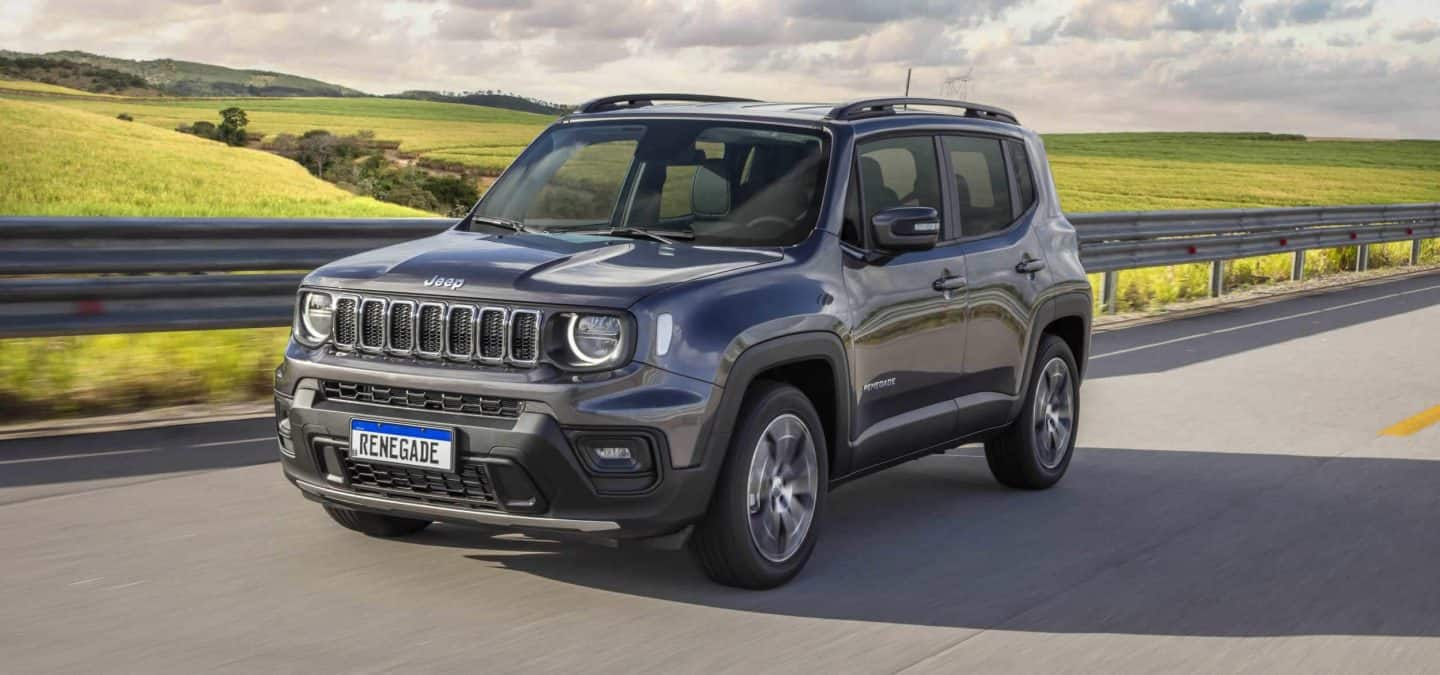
[691,381,829,589]
[323,505,432,537]
[984,335,1080,490]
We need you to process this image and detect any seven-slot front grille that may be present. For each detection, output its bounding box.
[331,293,542,367]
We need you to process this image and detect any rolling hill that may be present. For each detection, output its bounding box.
[0,97,424,216]
[0,49,365,97]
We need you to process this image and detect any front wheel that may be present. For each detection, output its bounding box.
[691,382,828,589]
[984,335,1080,489]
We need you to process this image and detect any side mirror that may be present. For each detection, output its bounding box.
[872,206,939,252]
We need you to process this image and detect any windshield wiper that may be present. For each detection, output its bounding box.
[470,215,530,234]
[594,227,696,244]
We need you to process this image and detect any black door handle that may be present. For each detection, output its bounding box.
[1016,257,1046,274]
[933,275,967,292]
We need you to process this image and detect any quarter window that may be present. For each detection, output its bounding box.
[942,136,1013,238]
[856,136,944,227]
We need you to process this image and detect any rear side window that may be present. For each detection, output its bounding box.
[942,136,1012,238]
[1007,140,1037,213]
[856,136,943,226]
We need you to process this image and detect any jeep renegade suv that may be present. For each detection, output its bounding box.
[276,94,1091,588]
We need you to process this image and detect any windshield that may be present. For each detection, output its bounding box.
[472,120,828,247]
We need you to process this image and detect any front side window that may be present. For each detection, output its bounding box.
[475,121,827,247]
[855,136,944,227]
[942,135,1013,238]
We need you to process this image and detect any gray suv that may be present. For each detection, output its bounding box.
[275,94,1092,588]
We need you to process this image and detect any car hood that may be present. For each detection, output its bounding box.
[304,230,783,308]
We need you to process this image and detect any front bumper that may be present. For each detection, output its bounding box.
[274,344,726,539]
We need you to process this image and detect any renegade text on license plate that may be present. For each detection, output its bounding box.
[348,419,455,472]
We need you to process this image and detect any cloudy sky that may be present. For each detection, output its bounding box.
[3,0,1437,137]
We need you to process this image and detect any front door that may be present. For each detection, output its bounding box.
[842,135,968,470]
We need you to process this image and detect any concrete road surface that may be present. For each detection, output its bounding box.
[3,271,1439,673]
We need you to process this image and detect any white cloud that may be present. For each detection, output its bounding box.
[1393,18,1439,44]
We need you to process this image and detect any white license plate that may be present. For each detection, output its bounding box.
[348,419,455,472]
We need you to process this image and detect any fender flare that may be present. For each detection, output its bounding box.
[696,331,853,477]
[1009,290,1092,420]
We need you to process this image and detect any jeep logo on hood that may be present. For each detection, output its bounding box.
[423,276,465,290]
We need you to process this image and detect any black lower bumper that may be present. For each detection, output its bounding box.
[277,378,723,540]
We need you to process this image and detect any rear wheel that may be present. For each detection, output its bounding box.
[323,505,431,537]
[691,382,828,589]
[984,335,1079,489]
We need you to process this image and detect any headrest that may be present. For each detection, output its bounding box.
[691,160,730,217]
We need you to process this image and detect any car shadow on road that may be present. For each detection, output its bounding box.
[1089,270,1440,379]
[409,446,1440,638]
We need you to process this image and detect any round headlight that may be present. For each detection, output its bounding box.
[566,314,624,366]
[297,292,333,345]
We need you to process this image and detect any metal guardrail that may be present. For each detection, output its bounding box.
[1074,203,1440,310]
[1,204,1437,338]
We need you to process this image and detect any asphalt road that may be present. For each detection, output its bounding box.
[3,271,1439,673]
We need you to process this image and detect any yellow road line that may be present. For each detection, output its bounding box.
[1381,405,1440,437]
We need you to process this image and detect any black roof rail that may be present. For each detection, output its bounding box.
[575,93,762,114]
[827,97,1019,125]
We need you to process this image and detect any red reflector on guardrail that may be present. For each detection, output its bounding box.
[1187,246,1198,255]
[1279,238,1288,246]
[75,300,104,316]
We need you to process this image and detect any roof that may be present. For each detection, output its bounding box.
[565,94,1022,128]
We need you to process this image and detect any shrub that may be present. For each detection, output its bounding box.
[116,112,134,122]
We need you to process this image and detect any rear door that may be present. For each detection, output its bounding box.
[842,135,968,470]
[941,134,1046,433]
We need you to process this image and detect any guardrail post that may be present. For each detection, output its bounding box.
[1356,244,1370,272]
[1291,250,1305,281]
[1209,261,1225,298]
[1412,239,1423,266]
[1100,271,1118,314]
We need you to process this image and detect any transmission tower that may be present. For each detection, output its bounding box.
[943,67,974,100]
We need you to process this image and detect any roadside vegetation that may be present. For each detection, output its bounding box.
[1,87,1439,422]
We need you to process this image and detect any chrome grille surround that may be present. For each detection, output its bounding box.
[509,309,541,365]
[329,293,542,368]
[333,295,359,349]
[416,302,446,359]
[446,304,477,361]
[358,297,388,353]
[386,300,416,355]
[477,307,508,364]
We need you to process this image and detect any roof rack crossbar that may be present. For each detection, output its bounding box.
[576,93,762,114]
[826,97,1019,125]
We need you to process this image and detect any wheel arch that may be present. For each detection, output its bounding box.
[697,331,853,481]
[1009,290,1092,421]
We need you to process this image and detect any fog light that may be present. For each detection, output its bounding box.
[576,435,654,474]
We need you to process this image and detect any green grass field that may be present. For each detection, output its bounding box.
[0,97,428,216]
[2,89,1438,421]
[18,92,552,174]
[0,77,106,96]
